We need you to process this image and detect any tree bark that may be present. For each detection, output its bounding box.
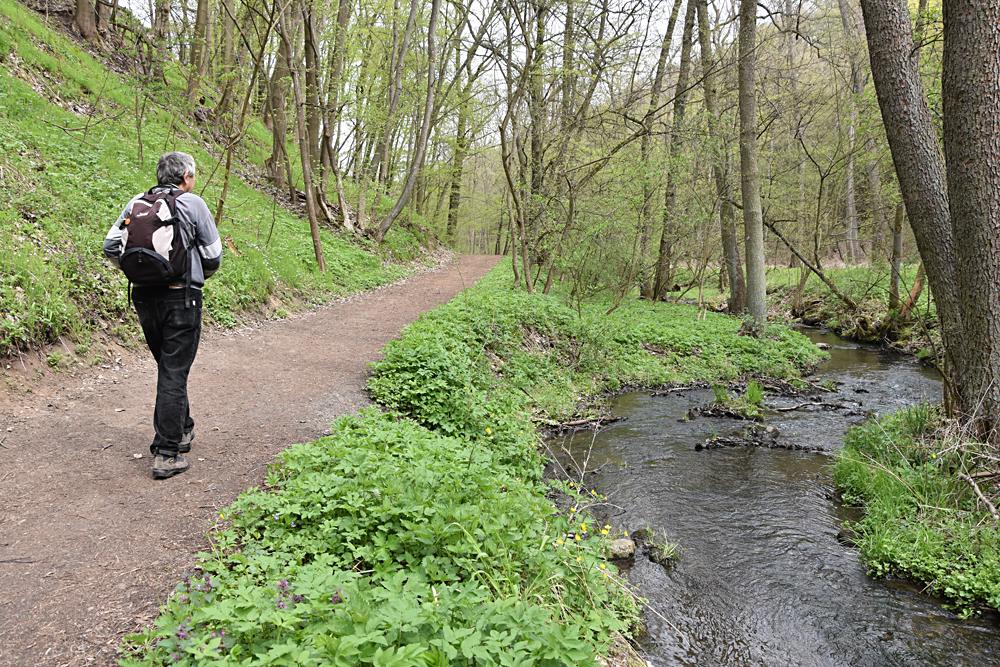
[637,0,683,299]
[652,0,696,300]
[942,0,1000,440]
[860,0,966,408]
[186,0,210,102]
[445,76,471,243]
[738,0,767,330]
[278,0,325,270]
[75,0,99,42]
[152,0,171,82]
[888,201,904,310]
[697,0,744,314]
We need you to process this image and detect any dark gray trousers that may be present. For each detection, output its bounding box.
[132,287,201,457]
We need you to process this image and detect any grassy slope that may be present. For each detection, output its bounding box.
[0,0,427,358]
[835,407,1000,616]
[124,265,823,666]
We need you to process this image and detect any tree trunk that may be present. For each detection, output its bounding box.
[738,0,766,330]
[278,0,325,270]
[75,0,99,42]
[186,0,210,102]
[637,0,683,299]
[152,0,171,82]
[838,0,867,264]
[445,78,470,244]
[888,201,904,310]
[860,0,966,409]
[653,0,696,300]
[943,0,1000,440]
[698,0,745,314]
[303,0,323,168]
[216,0,236,119]
[376,0,442,241]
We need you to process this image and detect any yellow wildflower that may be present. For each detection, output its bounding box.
[580,522,588,533]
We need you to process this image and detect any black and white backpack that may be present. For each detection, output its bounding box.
[119,188,190,286]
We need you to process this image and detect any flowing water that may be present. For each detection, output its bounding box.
[554,330,1000,666]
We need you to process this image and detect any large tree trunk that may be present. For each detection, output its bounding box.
[859,0,967,409]
[303,0,323,167]
[652,0,696,300]
[216,0,237,119]
[637,0,683,299]
[942,0,1000,441]
[186,0,210,102]
[75,0,99,42]
[445,77,471,244]
[698,0,744,314]
[738,0,767,330]
[152,0,171,82]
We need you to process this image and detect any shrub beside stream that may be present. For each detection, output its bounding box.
[835,406,1000,616]
[123,266,822,666]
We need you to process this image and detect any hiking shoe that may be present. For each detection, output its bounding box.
[152,454,190,479]
[179,429,195,453]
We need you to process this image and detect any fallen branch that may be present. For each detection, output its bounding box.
[764,219,859,310]
[959,473,1000,521]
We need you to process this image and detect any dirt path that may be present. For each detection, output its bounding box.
[0,255,500,667]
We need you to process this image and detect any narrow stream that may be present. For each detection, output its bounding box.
[554,330,1000,666]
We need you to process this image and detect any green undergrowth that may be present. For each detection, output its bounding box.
[834,406,1000,616]
[370,267,824,427]
[668,264,937,353]
[124,265,821,665]
[0,0,430,357]
[766,265,937,353]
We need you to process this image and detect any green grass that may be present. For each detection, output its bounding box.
[672,263,936,350]
[369,266,824,427]
[0,0,430,356]
[834,406,1000,616]
[123,264,822,665]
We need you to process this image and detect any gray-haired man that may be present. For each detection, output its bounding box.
[103,152,223,479]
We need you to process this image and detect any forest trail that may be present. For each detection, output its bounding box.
[0,255,500,667]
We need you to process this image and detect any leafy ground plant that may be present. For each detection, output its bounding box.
[125,264,822,665]
[834,405,1000,616]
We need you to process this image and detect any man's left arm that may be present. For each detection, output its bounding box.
[187,195,223,277]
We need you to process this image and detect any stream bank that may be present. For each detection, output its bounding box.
[552,330,1000,666]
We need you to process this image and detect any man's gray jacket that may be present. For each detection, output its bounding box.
[103,186,223,288]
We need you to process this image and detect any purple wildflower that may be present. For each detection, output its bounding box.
[277,579,289,592]
[292,594,305,604]
[330,591,343,605]
[170,652,181,663]
[276,599,287,609]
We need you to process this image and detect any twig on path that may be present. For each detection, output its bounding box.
[0,558,35,564]
[0,434,8,449]
[959,473,1000,521]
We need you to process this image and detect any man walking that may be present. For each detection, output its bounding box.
[103,152,222,479]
